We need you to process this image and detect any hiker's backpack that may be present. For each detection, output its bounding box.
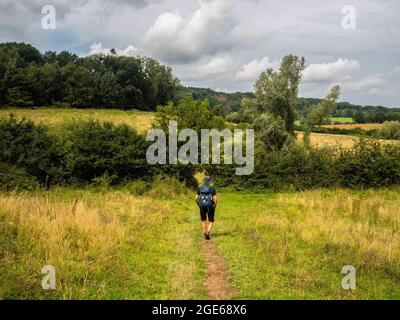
[199,184,214,209]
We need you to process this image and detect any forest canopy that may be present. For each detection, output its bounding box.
[0,42,181,110]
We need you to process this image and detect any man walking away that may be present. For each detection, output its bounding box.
[196,176,217,241]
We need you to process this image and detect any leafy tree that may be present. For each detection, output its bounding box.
[155,97,215,132]
[303,85,341,145]
[63,120,150,184]
[253,113,292,151]
[255,55,305,135]
[0,42,182,110]
[353,111,366,124]
[0,115,61,185]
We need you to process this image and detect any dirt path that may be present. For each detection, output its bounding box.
[201,240,235,300]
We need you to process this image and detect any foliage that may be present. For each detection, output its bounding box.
[0,115,62,186]
[61,120,150,184]
[207,139,400,191]
[0,42,181,110]
[253,113,293,151]
[376,121,400,140]
[155,96,226,132]
[255,55,305,135]
[303,85,341,144]
[0,163,40,191]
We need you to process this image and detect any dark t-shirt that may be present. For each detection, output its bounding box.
[197,185,217,196]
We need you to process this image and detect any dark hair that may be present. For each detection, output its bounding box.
[203,176,212,185]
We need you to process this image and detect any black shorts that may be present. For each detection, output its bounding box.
[200,205,215,222]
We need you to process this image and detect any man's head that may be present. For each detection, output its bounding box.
[203,176,212,185]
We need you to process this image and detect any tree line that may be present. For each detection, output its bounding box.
[0,42,181,110]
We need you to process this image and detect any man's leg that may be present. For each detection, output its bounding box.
[205,206,215,239]
[207,221,214,233]
[200,207,207,238]
[202,220,207,235]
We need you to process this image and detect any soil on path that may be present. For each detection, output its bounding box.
[201,239,235,300]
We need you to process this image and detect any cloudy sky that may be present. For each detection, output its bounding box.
[1,0,399,107]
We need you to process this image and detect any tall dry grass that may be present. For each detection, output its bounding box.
[0,187,205,300]
[217,188,400,299]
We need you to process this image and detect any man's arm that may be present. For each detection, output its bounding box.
[212,188,217,206]
[195,188,200,206]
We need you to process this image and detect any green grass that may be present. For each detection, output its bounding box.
[213,188,400,299]
[0,185,207,300]
[330,117,354,124]
[0,108,155,133]
[1,185,400,299]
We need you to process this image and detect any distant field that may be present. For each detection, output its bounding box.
[0,108,155,133]
[296,131,399,148]
[0,108,397,148]
[330,117,354,124]
[321,123,384,131]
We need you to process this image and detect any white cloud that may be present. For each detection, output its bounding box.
[302,59,360,83]
[86,42,138,56]
[235,57,278,81]
[197,55,235,78]
[174,55,236,82]
[344,75,384,92]
[141,0,234,63]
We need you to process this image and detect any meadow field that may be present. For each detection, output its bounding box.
[1,108,400,300]
[330,117,354,124]
[0,108,155,133]
[321,123,384,130]
[0,108,396,148]
[1,183,399,300]
[296,131,399,148]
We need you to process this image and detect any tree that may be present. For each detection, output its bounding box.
[253,113,292,151]
[156,97,215,133]
[303,85,341,145]
[353,111,366,124]
[255,55,305,135]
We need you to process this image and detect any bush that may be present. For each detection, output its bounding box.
[0,115,62,186]
[254,114,292,151]
[207,139,400,191]
[336,139,400,188]
[62,120,151,185]
[147,176,189,199]
[126,180,151,196]
[0,163,40,191]
[377,121,400,140]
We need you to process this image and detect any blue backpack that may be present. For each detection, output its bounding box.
[199,184,214,210]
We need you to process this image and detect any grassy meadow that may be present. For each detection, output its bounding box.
[0,181,207,300]
[1,184,399,299]
[0,108,397,148]
[296,131,399,148]
[330,117,354,124]
[1,107,400,300]
[0,108,155,134]
[321,123,384,130]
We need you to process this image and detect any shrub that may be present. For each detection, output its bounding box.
[126,180,151,196]
[62,120,151,185]
[207,139,400,191]
[336,139,400,188]
[147,176,189,199]
[0,115,62,186]
[0,163,40,191]
[377,121,400,140]
[254,114,292,151]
